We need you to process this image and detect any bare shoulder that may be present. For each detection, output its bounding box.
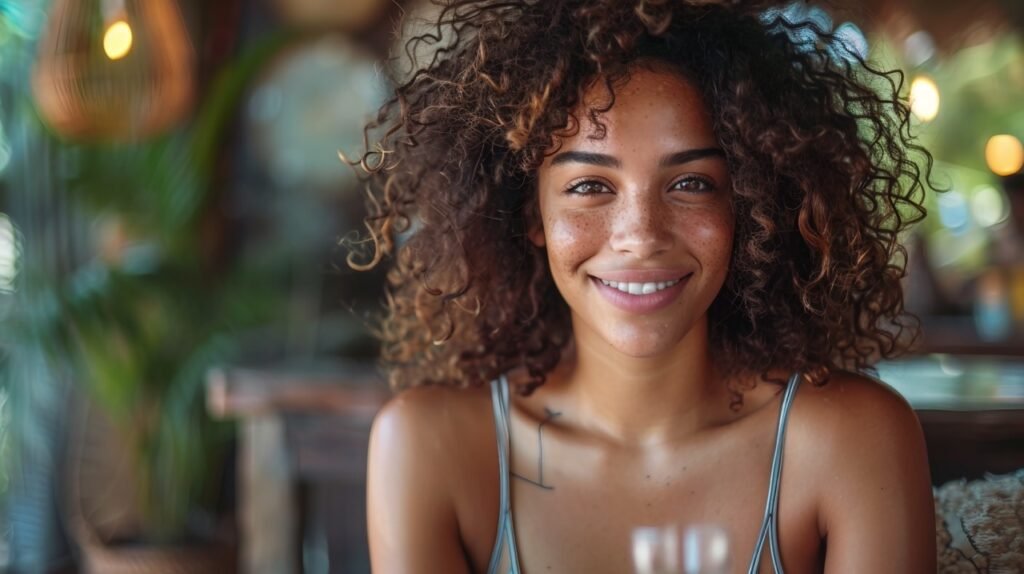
[787,370,936,572]
[369,383,495,490]
[372,384,493,444]
[366,384,494,574]
[790,370,921,440]
[787,370,929,488]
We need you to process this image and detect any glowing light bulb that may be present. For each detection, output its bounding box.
[985,134,1024,176]
[909,76,940,122]
[103,20,133,60]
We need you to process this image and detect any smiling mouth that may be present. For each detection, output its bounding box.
[593,274,691,296]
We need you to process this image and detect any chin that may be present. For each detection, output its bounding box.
[602,328,690,358]
[570,309,707,358]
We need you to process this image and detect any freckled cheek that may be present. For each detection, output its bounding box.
[544,212,608,270]
[682,213,735,269]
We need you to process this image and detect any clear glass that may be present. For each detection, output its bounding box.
[632,525,680,574]
[680,525,730,574]
[632,524,730,574]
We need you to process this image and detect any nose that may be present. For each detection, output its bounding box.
[608,189,674,258]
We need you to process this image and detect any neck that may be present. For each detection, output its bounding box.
[556,315,731,446]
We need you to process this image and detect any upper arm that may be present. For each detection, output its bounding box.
[367,390,472,574]
[814,376,936,573]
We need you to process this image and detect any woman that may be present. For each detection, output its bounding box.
[356,1,937,572]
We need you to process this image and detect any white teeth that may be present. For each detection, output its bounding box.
[598,278,681,295]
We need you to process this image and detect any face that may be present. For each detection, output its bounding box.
[532,67,734,358]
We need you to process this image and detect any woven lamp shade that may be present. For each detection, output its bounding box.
[31,0,194,141]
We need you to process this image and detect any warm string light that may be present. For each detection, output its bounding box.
[909,75,940,122]
[985,134,1024,176]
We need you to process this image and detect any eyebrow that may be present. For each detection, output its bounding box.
[658,148,726,168]
[549,147,726,168]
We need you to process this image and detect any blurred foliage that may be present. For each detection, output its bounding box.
[1,24,296,541]
[0,387,8,510]
[917,34,1024,278]
[47,32,293,541]
[0,1,44,44]
[914,35,1024,173]
[43,262,276,537]
[868,29,1024,280]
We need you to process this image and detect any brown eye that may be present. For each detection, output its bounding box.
[566,180,612,196]
[671,176,715,193]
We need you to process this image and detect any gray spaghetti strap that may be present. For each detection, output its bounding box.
[746,371,803,574]
[487,375,522,574]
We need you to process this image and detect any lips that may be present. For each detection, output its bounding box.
[590,272,692,314]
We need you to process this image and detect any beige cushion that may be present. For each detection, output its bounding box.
[935,469,1024,573]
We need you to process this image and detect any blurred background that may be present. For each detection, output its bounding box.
[0,0,1021,573]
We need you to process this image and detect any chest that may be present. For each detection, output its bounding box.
[458,410,825,573]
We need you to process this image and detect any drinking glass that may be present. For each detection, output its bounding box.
[680,524,730,574]
[632,524,730,574]
[632,525,680,574]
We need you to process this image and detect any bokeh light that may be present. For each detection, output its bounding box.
[904,31,936,67]
[0,213,19,294]
[103,20,133,60]
[985,134,1024,176]
[936,189,970,232]
[970,185,1009,228]
[909,75,940,122]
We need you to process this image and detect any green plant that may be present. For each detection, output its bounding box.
[24,31,295,542]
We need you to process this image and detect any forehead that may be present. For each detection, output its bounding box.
[554,67,718,153]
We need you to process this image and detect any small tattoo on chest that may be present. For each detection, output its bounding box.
[512,407,562,491]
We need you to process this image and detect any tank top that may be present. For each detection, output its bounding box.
[486,371,803,574]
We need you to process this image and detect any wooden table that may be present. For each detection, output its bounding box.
[206,363,390,574]
[878,355,1024,483]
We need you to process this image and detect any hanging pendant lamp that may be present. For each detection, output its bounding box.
[31,0,194,141]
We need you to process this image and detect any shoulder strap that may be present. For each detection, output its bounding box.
[486,375,522,574]
[747,371,802,574]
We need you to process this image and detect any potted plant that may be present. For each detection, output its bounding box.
[22,32,293,572]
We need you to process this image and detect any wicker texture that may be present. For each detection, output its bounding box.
[935,469,1024,573]
[31,0,193,140]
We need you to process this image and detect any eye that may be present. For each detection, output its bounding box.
[565,179,613,196]
[670,176,716,193]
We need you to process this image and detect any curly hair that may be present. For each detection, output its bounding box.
[347,0,932,395]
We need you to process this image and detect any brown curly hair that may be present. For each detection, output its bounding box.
[347,0,932,395]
